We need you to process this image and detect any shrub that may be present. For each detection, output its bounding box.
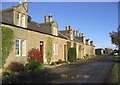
[56,59,62,64]
[68,48,76,62]
[28,48,43,64]
[7,62,24,72]
[25,60,44,71]
[45,37,52,64]
[50,62,56,66]
[2,71,10,76]
[62,61,69,64]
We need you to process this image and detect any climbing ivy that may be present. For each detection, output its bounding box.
[1,26,14,68]
[45,37,53,64]
[67,41,71,60]
[78,45,81,59]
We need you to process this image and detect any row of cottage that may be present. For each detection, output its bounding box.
[1,0,95,67]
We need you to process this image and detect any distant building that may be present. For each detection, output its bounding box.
[95,48,104,55]
[104,48,113,55]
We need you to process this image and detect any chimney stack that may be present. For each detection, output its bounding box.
[88,39,90,45]
[73,30,76,36]
[86,39,90,45]
[19,0,22,4]
[86,39,88,45]
[44,15,48,23]
[81,33,85,37]
[49,14,52,22]
[81,33,85,44]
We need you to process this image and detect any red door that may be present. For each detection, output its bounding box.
[64,45,66,61]
[40,41,44,63]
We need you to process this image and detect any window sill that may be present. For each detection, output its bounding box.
[16,55,20,57]
[22,55,26,57]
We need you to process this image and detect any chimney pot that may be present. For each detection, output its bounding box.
[49,14,52,22]
[90,41,93,45]
[69,25,72,30]
[66,25,69,30]
[44,15,48,23]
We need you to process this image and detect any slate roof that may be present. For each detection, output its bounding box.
[28,21,52,35]
[75,37,83,43]
[1,8,14,24]
[59,30,83,43]
[58,32,69,39]
[1,6,68,39]
[74,37,82,43]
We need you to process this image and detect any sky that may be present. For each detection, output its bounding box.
[2,1,119,49]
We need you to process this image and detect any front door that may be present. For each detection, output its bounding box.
[64,45,66,61]
[40,41,44,63]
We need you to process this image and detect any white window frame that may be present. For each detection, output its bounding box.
[53,27,58,36]
[22,39,26,56]
[55,44,58,55]
[53,43,56,55]
[15,38,21,56]
[22,14,25,27]
[17,12,21,26]
[53,43,58,56]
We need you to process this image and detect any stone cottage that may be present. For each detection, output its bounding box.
[1,0,95,67]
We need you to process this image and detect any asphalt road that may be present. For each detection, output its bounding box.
[47,56,115,83]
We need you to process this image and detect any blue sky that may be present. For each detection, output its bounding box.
[2,2,118,49]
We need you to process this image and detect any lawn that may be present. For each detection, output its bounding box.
[112,55,120,84]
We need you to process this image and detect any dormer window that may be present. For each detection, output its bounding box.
[22,14,25,27]
[17,12,21,26]
[53,27,58,36]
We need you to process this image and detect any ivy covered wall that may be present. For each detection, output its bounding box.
[0,27,2,68]
[1,26,14,68]
[45,37,53,64]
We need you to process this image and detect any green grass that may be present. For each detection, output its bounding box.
[111,55,120,84]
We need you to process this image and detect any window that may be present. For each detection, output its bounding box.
[53,27,58,36]
[55,44,58,55]
[53,43,58,55]
[15,38,21,56]
[53,44,56,55]
[17,13,21,26]
[22,14,25,27]
[22,39,26,56]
